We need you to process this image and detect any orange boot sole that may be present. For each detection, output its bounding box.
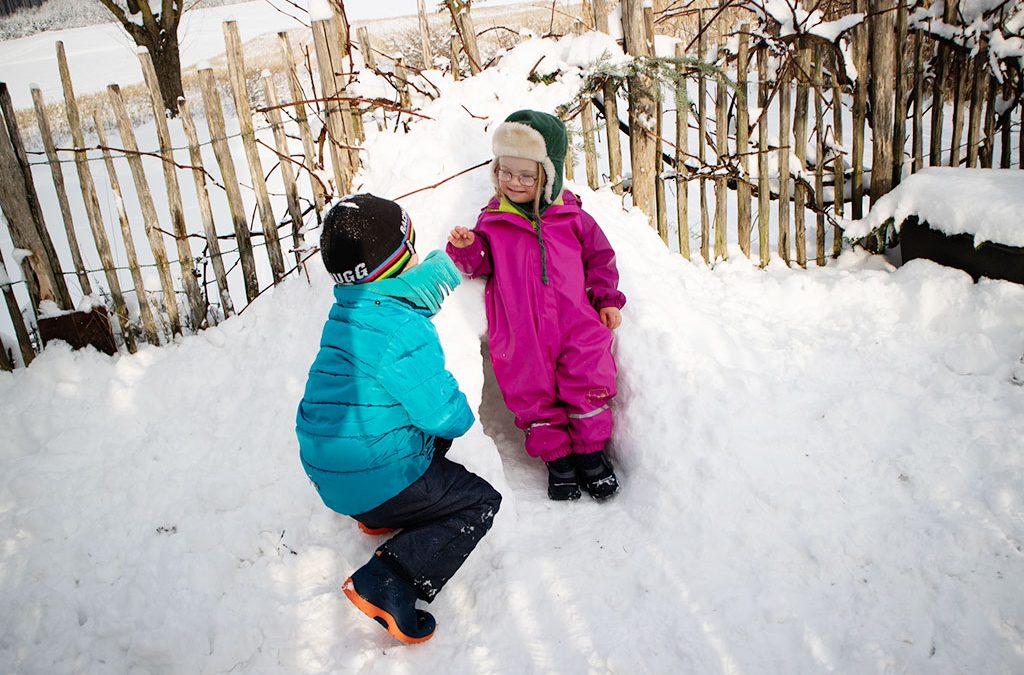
[342,578,435,644]
[356,521,397,536]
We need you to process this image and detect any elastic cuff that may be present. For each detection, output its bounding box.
[539,447,572,463]
[596,297,626,311]
[572,442,605,455]
[445,240,483,267]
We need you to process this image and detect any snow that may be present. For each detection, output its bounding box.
[755,0,864,42]
[306,0,335,22]
[1,10,1024,675]
[845,167,1024,248]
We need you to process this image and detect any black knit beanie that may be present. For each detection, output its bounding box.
[320,193,416,285]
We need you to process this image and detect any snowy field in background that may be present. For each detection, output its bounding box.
[0,0,544,109]
[2,7,1024,675]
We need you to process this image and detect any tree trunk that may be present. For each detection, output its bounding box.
[97,0,184,117]
[140,31,184,116]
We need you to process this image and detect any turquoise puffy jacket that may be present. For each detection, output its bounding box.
[296,252,474,515]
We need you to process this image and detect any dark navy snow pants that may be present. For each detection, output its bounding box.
[353,454,501,602]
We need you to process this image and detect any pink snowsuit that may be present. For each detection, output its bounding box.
[447,191,626,462]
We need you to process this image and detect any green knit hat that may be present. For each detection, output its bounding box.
[491,109,567,204]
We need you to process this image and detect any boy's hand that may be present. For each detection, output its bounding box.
[448,227,476,248]
[599,307,622,330]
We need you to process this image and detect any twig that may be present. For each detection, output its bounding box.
[393,160,490,200]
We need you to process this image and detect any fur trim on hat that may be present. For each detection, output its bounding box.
[491,121,558,203]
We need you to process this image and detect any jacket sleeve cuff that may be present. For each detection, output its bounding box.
[445,237,488,276]
[593,291,626,310]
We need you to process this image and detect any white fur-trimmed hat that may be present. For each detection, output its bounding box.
[491,109,567,204]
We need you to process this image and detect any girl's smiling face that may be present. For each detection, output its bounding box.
[496,156,541,203]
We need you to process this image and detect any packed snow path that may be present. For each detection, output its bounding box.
[2,33,1024,674]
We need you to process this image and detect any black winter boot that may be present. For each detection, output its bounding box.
[343,553,436,644]
[545,455,581,501]
[576,450,619,501]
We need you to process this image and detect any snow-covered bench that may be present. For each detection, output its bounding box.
[845,168,1024,284]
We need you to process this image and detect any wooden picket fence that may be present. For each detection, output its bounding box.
[1,0,1021,370]
[567,0,1023,267]
[0,10,366,369]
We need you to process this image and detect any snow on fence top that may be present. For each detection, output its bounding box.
[845,168,1024,248]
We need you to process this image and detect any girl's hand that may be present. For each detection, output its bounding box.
[599,307,622,330]
[448,227,476,249]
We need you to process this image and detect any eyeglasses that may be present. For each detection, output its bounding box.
[497,169,538,187]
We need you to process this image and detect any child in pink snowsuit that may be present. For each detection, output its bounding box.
[447,109,626,501]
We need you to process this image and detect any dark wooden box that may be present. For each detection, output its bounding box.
[37,306,118,356]
[900,216,1024,284]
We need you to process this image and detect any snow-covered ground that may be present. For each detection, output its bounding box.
[2,8,1024,675]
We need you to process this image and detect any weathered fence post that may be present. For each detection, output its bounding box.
[793,44,809,267]
[966,42,985,168]
[92,110,162,345]
[395,57,413,111]
[0,96,58,312]
[581,99,599,191]
[358,26,377,70]
[850,0,867,219]
[675,42,690,260]
[595,0,622,193]
[622,0,657,226]
[831,51,845,257]
[697,17,710,261]
[565,124,576,182]
[30,86,92,296]
[868,0,896,204]
[224,21,286,283]
[813,52,825,266]
[55,42,134,349]
[573,21,599,191]
[713,39,728,261]
[453,3,482,75]
[757,45,770,267]
[417,0,434,69]
[262,71,306,268]
[980,70,996,168]
[279,31,328,216]
[930,0,959,166]
[311,11,356,197]
[593,0,610,31]
[197,65,259,303]
[177,96,234,318]
[0,84,71,309]
[107,83,182,336]
[777,55,792,264]
[139,50,206,330]
[449,35,462,80]
[735,24,751,258]
[999,78,1012,168]
[911,31,924,173]
[0,333,11,371]
[602,80,624,193]
[644,6,667,242]
[949,52,967,167]
[891,0,909,186]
